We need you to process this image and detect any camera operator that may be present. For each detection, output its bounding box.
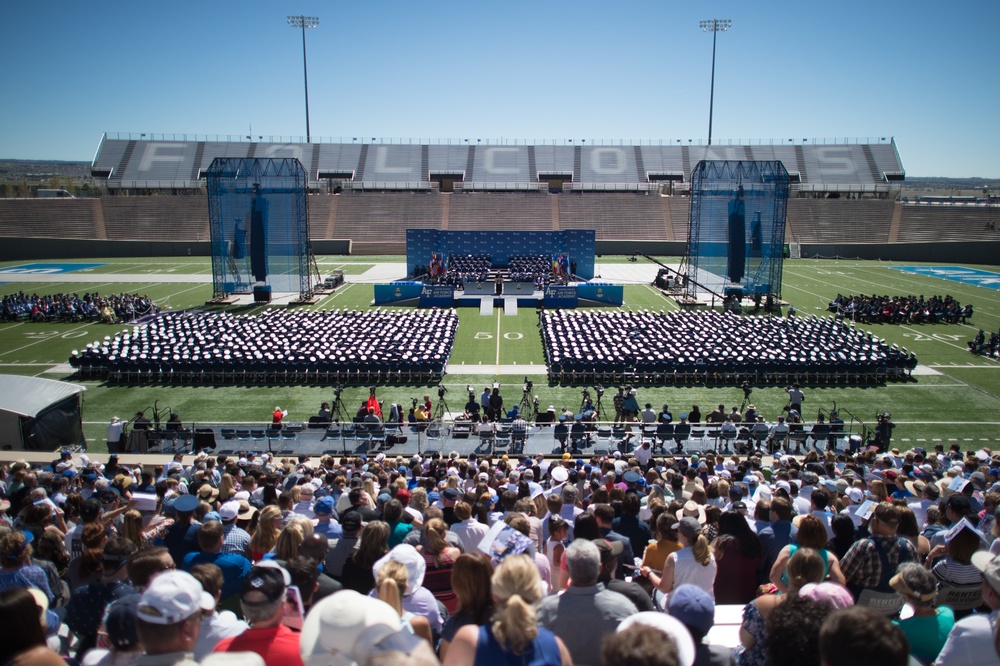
[786,383,804,414]
[464,388,480,418]
[872,412,895,453]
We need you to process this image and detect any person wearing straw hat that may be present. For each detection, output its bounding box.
[640,516,717,603]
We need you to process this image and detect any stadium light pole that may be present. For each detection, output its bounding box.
[288,15,319,143]
[700,18,731,146]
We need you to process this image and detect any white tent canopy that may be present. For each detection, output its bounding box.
[0,375,85,451]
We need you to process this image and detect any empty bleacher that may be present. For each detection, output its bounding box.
[786,199,895,244]
[559,192,669,241]
[0,199,99,239]
[449,192,551,231]
[897,204,999,243]
[102,196,210,242]
[332,192,442,243]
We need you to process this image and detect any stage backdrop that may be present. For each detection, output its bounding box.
[406,230,595,280]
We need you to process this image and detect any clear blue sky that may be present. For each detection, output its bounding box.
[2,1,998,177]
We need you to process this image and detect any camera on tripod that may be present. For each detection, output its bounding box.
[581,388,592,401]
[411,397,419,408]
[437,384,448,398]
[594,384,605,397]
[741,381,752,399]
[522,376,533,394]
[333,385,344,398]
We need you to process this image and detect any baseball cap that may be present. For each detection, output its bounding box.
[667,584,715,637]
[591,538,623,565]
[616,612,695,666]
[104,597,140,649]
[672,515,704,539]
[314,496,335,516]
[137,570,214,625]
[241,562,290,605]
[341,510,363,533]
[219,501,240,522]
[300,590,408,666]
[80,498,103,522]
[971,551,1000,595]
[441,487,459,502]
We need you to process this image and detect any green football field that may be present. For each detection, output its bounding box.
[1,256,998,452]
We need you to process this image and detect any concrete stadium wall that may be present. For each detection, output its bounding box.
[0,238,352,261]
[3,238,998,266]
[800,241,1000,265]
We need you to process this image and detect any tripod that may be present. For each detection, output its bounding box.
[593,393,608,421]
[330,393,349,424]
[434,396,451,420]
[519,391,535,420]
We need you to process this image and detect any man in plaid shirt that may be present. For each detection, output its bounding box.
[840,503,917,591]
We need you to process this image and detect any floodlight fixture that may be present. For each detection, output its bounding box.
[287,15,320,142]
[700,19,731,146]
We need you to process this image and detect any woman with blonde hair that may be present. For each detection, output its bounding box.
[248,505,281,562]
[869,479,889,502]
[641,515,717,602]
[736,547,826,666]
[363,477,379,508]
[272,517,314,561]
[217,473,236,503]
[443,554,571,666]
[376,558,434,645]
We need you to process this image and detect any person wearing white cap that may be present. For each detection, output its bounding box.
[135,570,215,666]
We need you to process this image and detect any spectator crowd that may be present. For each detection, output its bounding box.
[2,440,1000,666]
[828,293,973,325]
[1,292,158,323]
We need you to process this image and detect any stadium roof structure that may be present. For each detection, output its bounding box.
[92,134,904,194]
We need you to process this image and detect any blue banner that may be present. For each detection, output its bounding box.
[419,285,455,308]
[543,285,578,308]
[577,283,623,306]
[373,283,422,305]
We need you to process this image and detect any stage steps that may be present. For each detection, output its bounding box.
[504,299,518,316]
[480,299,494,316]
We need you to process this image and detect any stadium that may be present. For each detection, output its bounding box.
[1,133,999,457]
